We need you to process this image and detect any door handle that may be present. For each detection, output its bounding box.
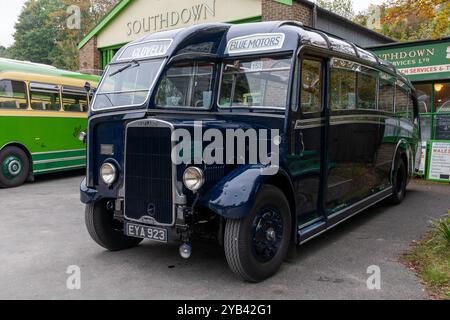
[299,131,305,156]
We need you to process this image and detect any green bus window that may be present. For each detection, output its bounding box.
[62,90,88,112]
[330,67,356,110]
[357,68,377,110]
[395,85,408,118]
[300,59,322,113]
[0,80,27,109]
[378,74,394,112]
[30,83,60,111]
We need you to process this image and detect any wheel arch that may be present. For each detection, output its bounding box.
[201,165,296,222]
[391,139,413,184]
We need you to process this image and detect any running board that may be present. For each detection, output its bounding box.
[298,187,393,244]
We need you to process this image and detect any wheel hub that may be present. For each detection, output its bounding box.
[252,209,283,263]
[2,156,22,179]
[266,228,276,241]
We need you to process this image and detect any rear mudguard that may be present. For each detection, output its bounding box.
[200,164,292,220]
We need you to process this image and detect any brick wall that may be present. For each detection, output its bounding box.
[262,0,313,26]
[79,36,100,75]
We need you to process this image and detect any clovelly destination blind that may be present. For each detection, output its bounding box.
[118,39,173,61]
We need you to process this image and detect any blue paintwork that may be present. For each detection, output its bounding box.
[81,21,419,245]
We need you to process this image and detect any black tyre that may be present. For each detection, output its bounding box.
[85,200,142,251]
[388,157,407,205]
[224,185,292,282]
[0,146,30,188]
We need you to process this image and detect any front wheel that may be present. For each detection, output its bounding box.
[85,201,142,251]
[0,146,30,188]
[224,185,292,282]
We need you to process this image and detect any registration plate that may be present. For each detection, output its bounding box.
[125,222,168,243]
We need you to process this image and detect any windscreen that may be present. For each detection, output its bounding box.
[92,59,163,110]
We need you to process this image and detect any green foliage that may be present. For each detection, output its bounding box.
[352,0,450,41]
[403,213,450,299]
[316,0,355,20]
[7,0,119,70]
[435,214,450,246]
[0,46,9,58]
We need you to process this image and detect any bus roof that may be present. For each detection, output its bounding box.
[0,58,100,83]
[113,21,412,89]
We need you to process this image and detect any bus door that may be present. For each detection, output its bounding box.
[288,56,327,236]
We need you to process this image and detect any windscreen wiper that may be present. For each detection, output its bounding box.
[109,60,140,77]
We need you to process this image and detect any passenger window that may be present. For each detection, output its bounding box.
[378,74,395,112]
[62,87,88,112]
[300,59,322,113]
[0,80,28,109]
[395,84,409,118]
[156,61,214,108]
[30,83,60,111]
[357,68,377,110]
[330,68,356,110]
[219,57,291,109]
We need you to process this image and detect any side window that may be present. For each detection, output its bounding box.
[378,74,395,112]
[156,61,214,108]
[62,87,88,112]
[330,67,356,110]
[408,94,415,121]
[0,80,28,109]
[357,68,377,110]
[395,84,408,118]
[30,83,60,111]
[300,59,322,113]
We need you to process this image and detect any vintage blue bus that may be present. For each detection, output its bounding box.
[81,21,419,282]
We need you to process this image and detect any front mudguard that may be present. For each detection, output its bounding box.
[200,164,284,220]
[80,177,102,204]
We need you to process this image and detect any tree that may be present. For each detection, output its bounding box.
[0,46,9,58]
[8,0,118,70]
[316,0,355,20]
[8,0,60,65]
[49,0,119,70]
[380,0,449,40]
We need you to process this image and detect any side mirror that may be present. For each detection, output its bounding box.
[84,81,91,93]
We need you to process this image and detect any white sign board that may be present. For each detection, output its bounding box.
[118,39,172,61]
[226,33,285,54]
[415,141,427,175]
[427,141,450,182]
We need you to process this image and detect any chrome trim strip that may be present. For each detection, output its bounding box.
[33,156,86,165]
[33,164,85,173]
[31,149,85,155]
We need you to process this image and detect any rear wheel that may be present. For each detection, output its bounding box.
[85,200,142,251]
[389,157,407,205]
[0,146,30,188]
[224,185,291,282]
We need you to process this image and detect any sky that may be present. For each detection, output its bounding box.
[0,0,386,48]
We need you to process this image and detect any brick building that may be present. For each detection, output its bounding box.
[78,0,393,74]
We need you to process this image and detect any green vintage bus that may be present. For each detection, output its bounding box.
[0,58,99,188]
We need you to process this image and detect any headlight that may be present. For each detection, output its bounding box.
[183,167,204,192]
[100,163,117,185]
[78,131,87,142]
